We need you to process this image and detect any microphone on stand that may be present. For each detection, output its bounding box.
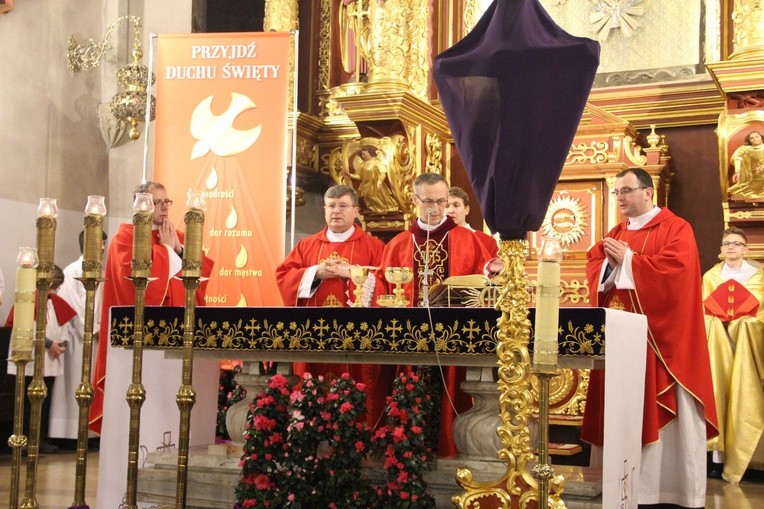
[421,208,434,307]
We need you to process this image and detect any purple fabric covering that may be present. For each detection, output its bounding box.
[433,0,600,239]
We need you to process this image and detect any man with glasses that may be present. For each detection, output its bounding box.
[582,167,718,508]
[276,185,388,425]
[702,226,764,483]
[276,184,385,307]
[92,181,214,429]
[91,181,215,508]
[375,172,491,457]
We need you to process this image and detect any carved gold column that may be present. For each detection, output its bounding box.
[365,0,429,98]
[464,0,479,35]
[264,0,298,107]
[21,198,58,509]
[452,240,566,509]
[731,0,764,59]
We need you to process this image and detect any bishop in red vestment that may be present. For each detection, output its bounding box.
[376,173,491,457]
[276,185,387,425]
[581,168,717,508]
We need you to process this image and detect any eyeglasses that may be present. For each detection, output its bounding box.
[611,187,647,197]
[721,241,746,248]
[324,203,355,211]
[153,199,173,207]
[415,195,448,207]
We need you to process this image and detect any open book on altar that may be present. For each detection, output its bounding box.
[428,274,498,307]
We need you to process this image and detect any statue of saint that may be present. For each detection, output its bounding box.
[728,130,764,199]
[342,147,399,213]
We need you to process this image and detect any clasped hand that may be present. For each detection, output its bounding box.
[316,260,351,280]
[603,237,629,266]
[158,219,183,255]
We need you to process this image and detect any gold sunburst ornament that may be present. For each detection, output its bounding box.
[590,0,645,41]
[541,193,588,246]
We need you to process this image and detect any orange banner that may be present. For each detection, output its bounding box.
[154,32,290,307]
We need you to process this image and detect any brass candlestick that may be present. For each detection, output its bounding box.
[21,198,57,509]
[70,196,106,509]
[8,247,38,509]
[349,266,370,307]
[124,192,154,509]
[175,190,205,508]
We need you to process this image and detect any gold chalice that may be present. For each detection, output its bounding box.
[384,266,413,307]
[349,265,378,307]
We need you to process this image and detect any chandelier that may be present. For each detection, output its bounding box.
[67,16,156,142]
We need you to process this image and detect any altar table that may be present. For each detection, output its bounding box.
[110,305,647,508]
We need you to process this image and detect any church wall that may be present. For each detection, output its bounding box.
[0,0,193,320]
[0,0,107,320]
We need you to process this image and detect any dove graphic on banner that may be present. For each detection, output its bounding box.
[189,92,262,159]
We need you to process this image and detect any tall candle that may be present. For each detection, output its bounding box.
[131,192,155,278]
[36,198,58,277]
[533,237,562,371]
[11,247,38,356]
[182,190,205,278]
[83,195,107,279]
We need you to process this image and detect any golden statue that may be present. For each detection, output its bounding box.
[728,130,764,198]
[329,135,416,217]
[338,0,372,80]
[342,147,399,213]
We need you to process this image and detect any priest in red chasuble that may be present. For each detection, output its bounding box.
[581,168,718,508]
[702,226,764,483]
[90,181,214,434]
[276,185,384,307]
[375,172,491,457]
[276,185,387,425]
[91,181,216,509]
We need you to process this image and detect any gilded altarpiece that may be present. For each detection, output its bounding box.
[310,0,456,240]
[707,0,764,262]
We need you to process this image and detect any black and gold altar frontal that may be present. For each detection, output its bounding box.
[109,306,606,363]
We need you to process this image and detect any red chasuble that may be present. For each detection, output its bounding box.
[473,229,498,258]
[89,223,213,434]
[376,217,491,457]
[581,209,718,446]
[276,226,385,307]
[275,226,387,425]
[376,218,491,307]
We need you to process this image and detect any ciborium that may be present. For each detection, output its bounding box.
[384,266,413,307]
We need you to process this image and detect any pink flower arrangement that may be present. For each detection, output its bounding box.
[234,371,435,508]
